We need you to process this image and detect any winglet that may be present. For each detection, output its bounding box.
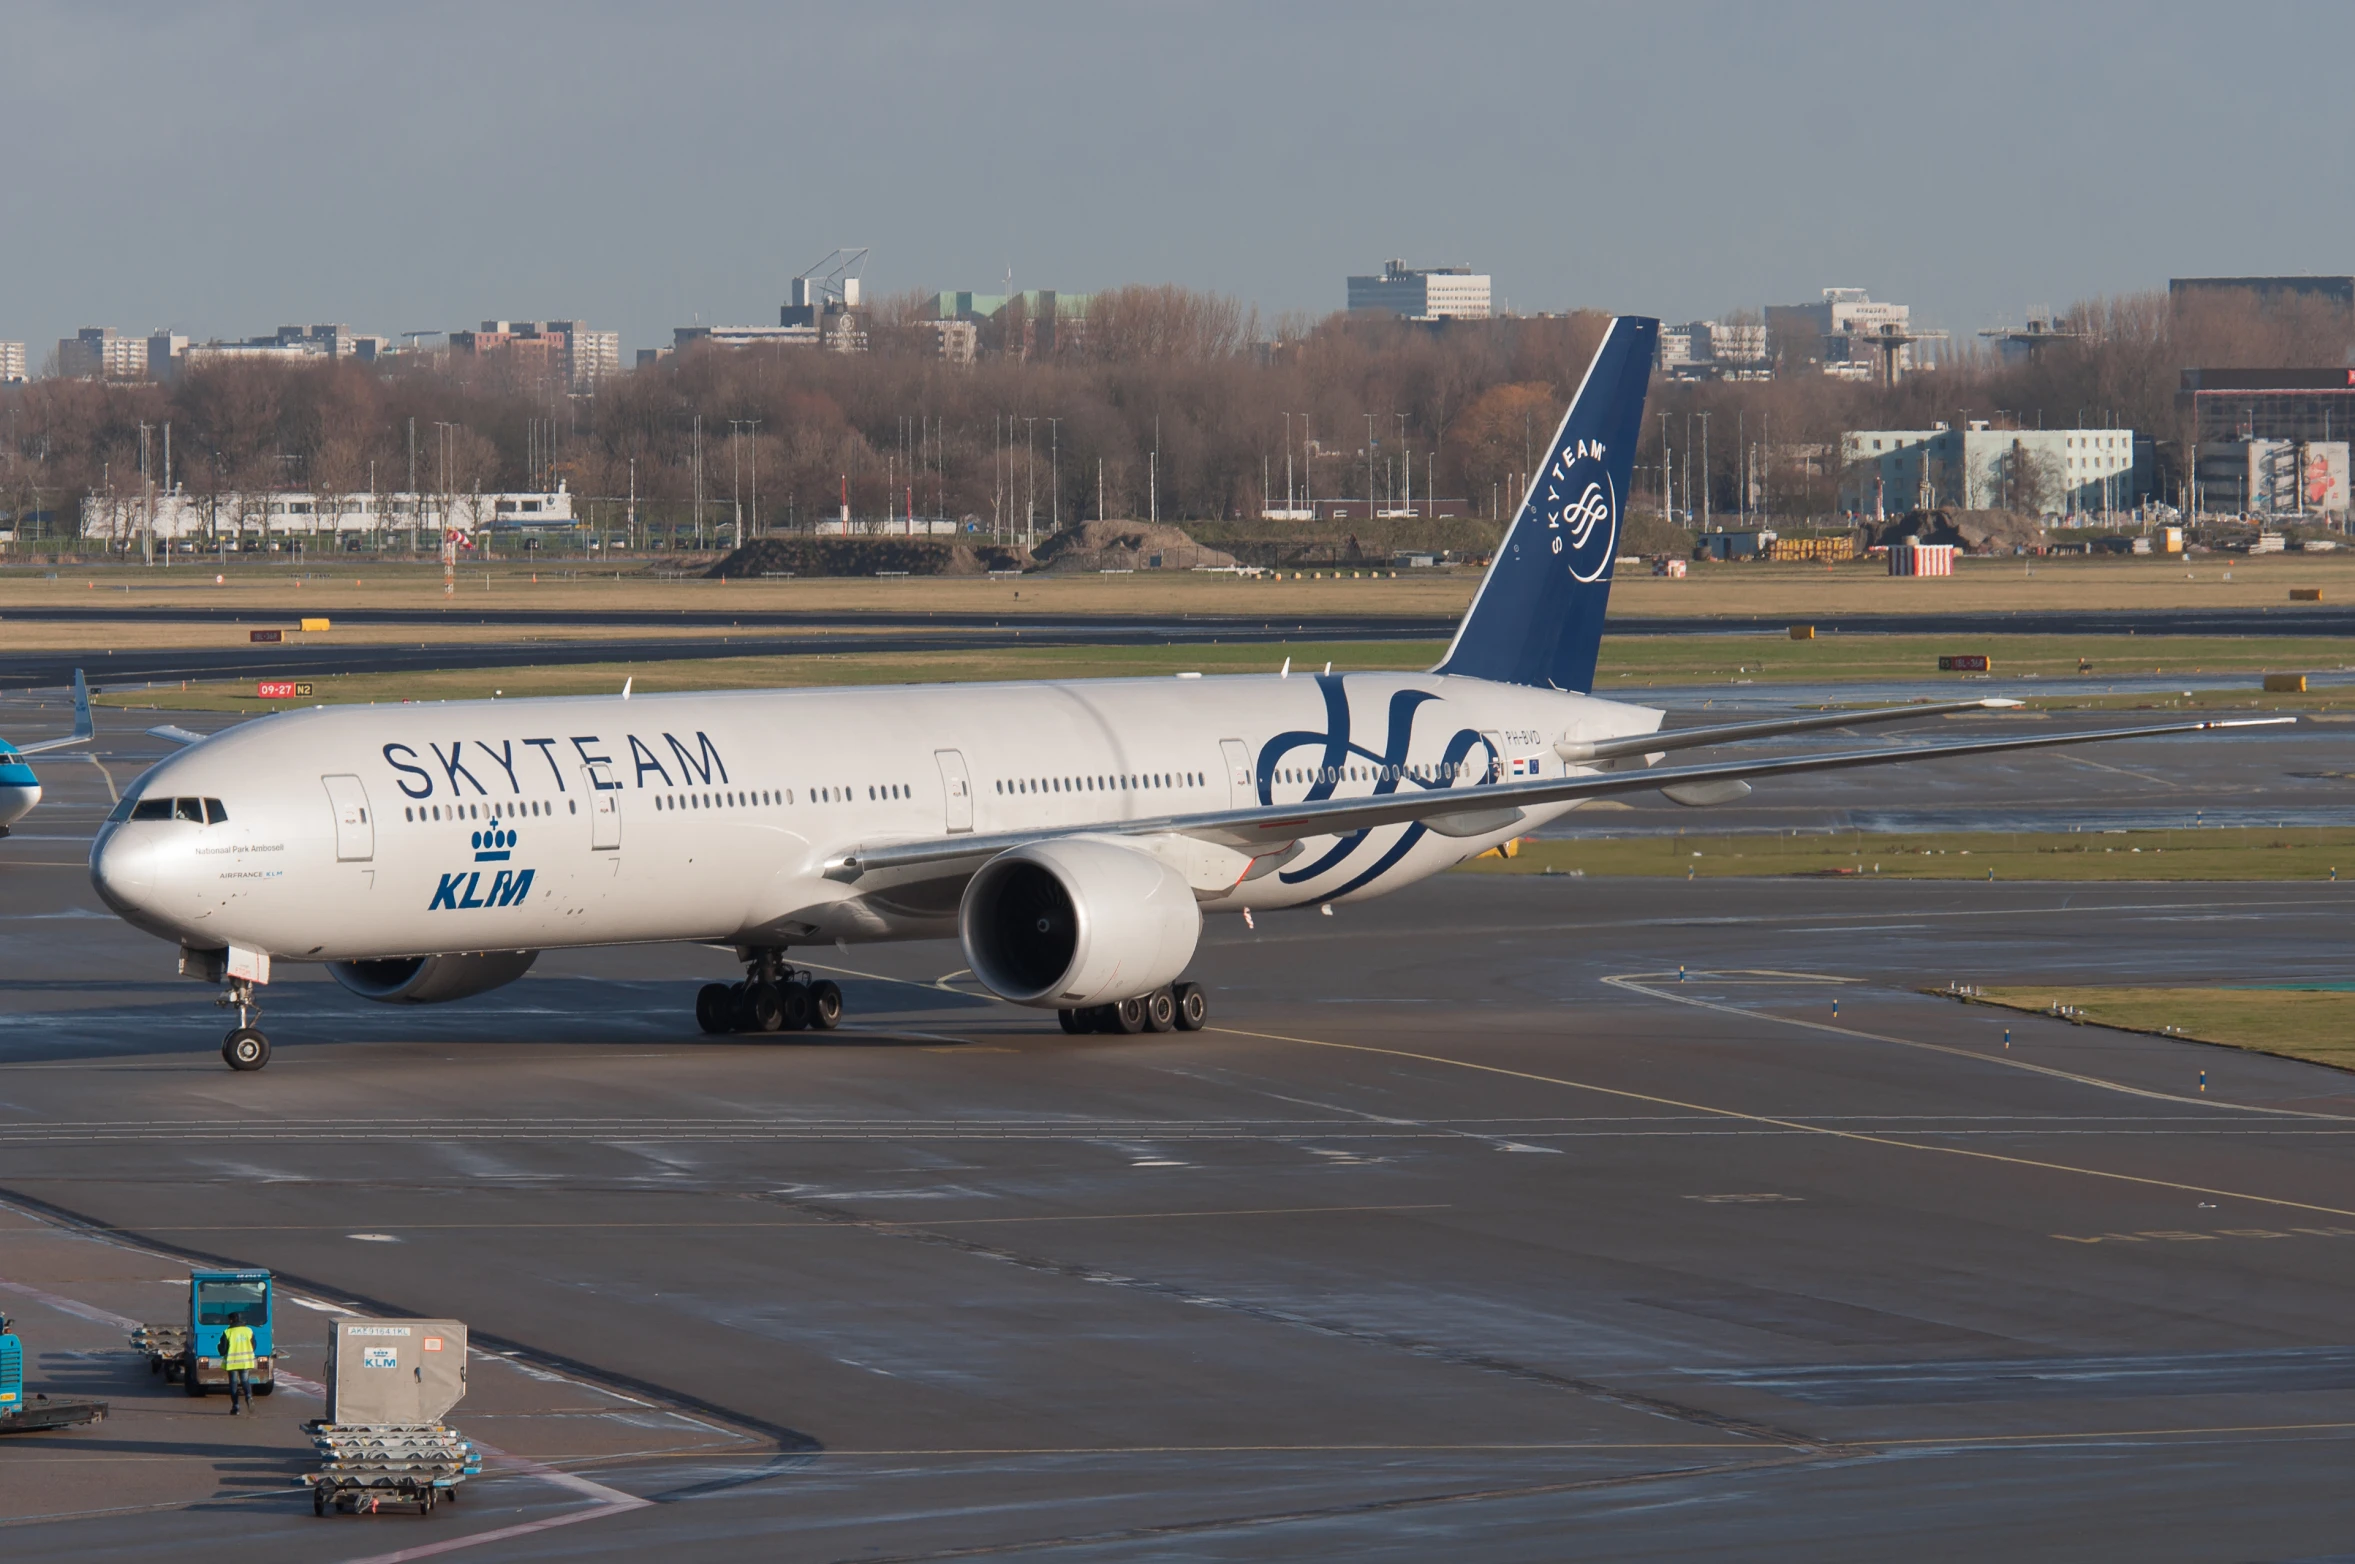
[622,677,633,700]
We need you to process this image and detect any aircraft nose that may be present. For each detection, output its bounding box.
[90,824,160,915]
[0,783,38,832]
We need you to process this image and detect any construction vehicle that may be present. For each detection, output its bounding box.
[130,1268,275,1398]
[0,1313,109,1433]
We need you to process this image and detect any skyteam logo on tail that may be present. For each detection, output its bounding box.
[1545,438,1616,584]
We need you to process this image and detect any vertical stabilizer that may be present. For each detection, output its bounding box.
[1433,316,1659,692]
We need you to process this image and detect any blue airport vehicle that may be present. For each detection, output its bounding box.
[133,1269,276,1397]
[0,1311,108,1432]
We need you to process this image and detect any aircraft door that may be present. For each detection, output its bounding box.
[322,774,374,862]
[1220,739,1253,807]
[935,750,974,834]
[1479,731,1506,784]
[582,764,621,849]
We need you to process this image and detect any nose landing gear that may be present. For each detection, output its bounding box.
[697,948,841,1036]
[218,978,270,1071]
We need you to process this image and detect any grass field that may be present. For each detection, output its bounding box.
[9,551,2355,621]
[1456,828,2355,882]
[1961,987,2355,1073]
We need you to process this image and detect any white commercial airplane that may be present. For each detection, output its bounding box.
[0,670,94,835]
[89,318,2281,1070]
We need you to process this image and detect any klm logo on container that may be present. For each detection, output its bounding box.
[428,824,535,910]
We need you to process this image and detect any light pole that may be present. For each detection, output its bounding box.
[1697,411,1711,531]
[1024,417,1036,551]
[1049,417,1060,532]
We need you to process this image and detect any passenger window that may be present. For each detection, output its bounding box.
[205,799,229,824]
[132,798,174,821]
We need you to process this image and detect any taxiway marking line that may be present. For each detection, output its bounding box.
[66,1204,1453,1237]
[1211,1026,2355,1220]
[1603,972,2352,1121]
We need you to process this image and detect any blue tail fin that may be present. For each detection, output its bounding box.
[1433,316,1659,692]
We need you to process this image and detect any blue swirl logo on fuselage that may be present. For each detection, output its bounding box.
[1252,674,1497,900]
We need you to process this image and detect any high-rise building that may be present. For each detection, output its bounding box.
[0,342,26,384]
[57,327,147,380]
[547,322,621,391]
[1766,289,1943,377]
[1346,261,1491,321]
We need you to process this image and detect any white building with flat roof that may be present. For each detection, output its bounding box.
[1840,423,2138,519]
[0,342,25,383]
[81,486,576,547]
[1347,261,1492,320]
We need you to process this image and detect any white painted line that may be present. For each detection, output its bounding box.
[0,1276,143,1331]
[334,1437,649,1564]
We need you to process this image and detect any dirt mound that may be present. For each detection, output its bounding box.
[1029,520,1236,572]
[706,537,1029,578]
[1866,509,2047,554]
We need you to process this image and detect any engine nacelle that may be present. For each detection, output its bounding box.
[328,950,539,1004]
[959,837,1200,1009]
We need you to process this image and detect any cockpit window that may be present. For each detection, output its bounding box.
[130,798,174,821]
[204,798,228,823]
[108,794,138,823]
[174,798,205,823]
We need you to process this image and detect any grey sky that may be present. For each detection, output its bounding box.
[8,2,2350,363]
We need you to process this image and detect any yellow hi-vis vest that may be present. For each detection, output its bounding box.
[221,1325,257,1371]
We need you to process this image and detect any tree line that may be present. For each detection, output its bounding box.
[4,285,2346,548]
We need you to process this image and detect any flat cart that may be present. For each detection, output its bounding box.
[303,1422,479,1516]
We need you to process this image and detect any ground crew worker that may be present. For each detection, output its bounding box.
[221,1311,258,1413]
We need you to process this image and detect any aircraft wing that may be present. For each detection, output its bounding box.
[13,670,93,755]
[823,715,2289,883]
[1563,696,2022,764]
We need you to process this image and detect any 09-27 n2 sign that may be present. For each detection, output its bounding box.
[257,681,316,699]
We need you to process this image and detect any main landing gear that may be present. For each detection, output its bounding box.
[698,949,841,1036]
[219,977,270,1071]
[1059,982,1207,1036]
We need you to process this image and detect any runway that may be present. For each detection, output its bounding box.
[4,725,2355,1558]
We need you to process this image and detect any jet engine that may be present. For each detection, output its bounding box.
[959,838,1200,1008]
[327,950,540,1004]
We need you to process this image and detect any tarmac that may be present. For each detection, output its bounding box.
[2,708,2354,1560]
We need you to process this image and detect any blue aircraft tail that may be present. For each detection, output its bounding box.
[1432,315,1659,692]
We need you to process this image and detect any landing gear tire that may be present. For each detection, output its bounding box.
[807,980,842,1031]
[741,981,786,1034]
[1057,1008,1084,1035]
[778,982,813,1031]
[694,983,733,1034]
[1112,996,1147,1034]
[182,1352,204,1397]
[222,1028,270,1071]
[1172,982,1208,1031]
[1144,989,1177,1033]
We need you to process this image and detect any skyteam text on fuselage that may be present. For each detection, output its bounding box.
[86,320,2285,1070]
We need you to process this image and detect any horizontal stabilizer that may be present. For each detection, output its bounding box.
[1558,697,2024,765]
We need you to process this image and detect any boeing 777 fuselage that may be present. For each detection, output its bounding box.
[85,320,2282,1069]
